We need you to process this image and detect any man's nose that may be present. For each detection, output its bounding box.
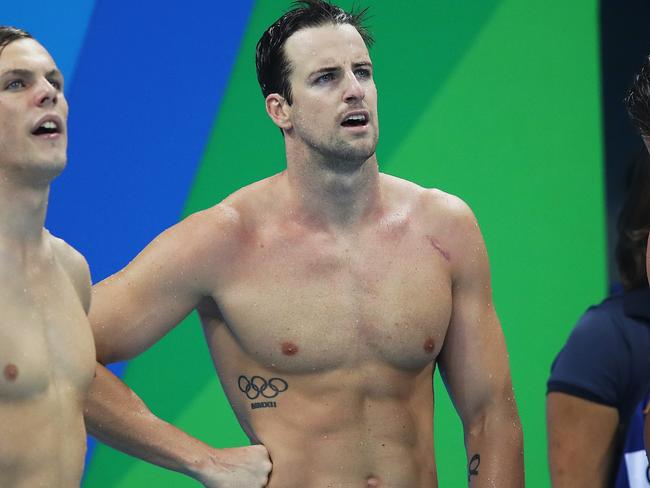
[343,71,365,103]
[35,79,58,107]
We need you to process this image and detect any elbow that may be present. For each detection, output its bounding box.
[94,336,133,365]
[464,393,522,443]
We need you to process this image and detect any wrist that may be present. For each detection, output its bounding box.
[181,444,223,482]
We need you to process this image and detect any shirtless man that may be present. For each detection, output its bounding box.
[85,1,524,486]
[0,27,95,487]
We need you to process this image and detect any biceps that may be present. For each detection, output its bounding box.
[439,301,512,421]
[90,268,201,363]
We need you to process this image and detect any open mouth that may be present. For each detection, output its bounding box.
[31,119,62,137]
[341,112,369,128]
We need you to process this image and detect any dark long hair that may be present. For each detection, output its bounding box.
[616,150,650,290]
[625,55,650,137]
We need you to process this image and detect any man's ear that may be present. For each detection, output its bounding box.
[265,94,292,131]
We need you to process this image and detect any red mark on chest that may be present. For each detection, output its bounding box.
[281,341,299,356]
[3,364,18,382]
[426,236,450,261]
[423,337,436,354]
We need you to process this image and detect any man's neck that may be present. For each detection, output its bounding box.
[285,152,382,230]
[0,172,50,249]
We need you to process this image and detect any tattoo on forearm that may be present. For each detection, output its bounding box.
[238,375,288,409]
[468,453,480,481]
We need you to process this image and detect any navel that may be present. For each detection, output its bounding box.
[366,475,381,487]
[281,341,299,356]
[423,337,436,354]
[3,363,18,382]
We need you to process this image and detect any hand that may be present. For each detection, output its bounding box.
[194,445,272,488]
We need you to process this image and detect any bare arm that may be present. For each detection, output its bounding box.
[546,393,619,488]
[86,364,271,486]
[436,197,524,487]
[85,207,271,487]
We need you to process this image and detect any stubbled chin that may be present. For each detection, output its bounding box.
[30,154,68,182]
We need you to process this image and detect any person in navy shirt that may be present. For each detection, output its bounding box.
[547,55,650,487]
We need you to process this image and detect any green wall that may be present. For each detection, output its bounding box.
[84,0,606,486]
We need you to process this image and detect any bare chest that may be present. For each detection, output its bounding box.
[215,229,452,373]
[0,269,95,401]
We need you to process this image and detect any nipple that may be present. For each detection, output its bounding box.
[3,364,18,382]
[423,337,435,354]
[281,341,299,356]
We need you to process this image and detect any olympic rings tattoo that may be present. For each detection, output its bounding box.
[238,375,289,400]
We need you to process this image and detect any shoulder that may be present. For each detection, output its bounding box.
[192,176,280,241]
[48,232,92,313]
[548,299,635,407]
[381,175,483,275]
[568,295,644,346]
[381,174,477,229]
[564,304,621,351]
[154,202,247,274]
[156,176,280,268]
[549,298,631,387]
[420,188,477,230]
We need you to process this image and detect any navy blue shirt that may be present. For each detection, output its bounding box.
[614,394,650,487]
[548,287,650,427]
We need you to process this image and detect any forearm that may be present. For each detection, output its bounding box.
[84,363,214,479]
[464,402,524,488]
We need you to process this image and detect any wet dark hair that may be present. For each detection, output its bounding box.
[0,26,32,56]
[624,55,650,137]
[256,0,373,104]
[616,150,650,290]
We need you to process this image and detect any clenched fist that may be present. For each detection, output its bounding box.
[195,444,272,488]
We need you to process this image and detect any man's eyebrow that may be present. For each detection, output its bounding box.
[308,61,373,78]
[0,68,34,78]
[45,69,62,79]
[0,68,62,79]
[310,66,341,76]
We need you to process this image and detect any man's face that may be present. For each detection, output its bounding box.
[282,23,378,168]
[0,38,68,180]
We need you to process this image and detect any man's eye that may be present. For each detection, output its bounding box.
[316,72,335,84]
[48,79,62,90]
[6,79,25,90]
[355,69,371,79]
